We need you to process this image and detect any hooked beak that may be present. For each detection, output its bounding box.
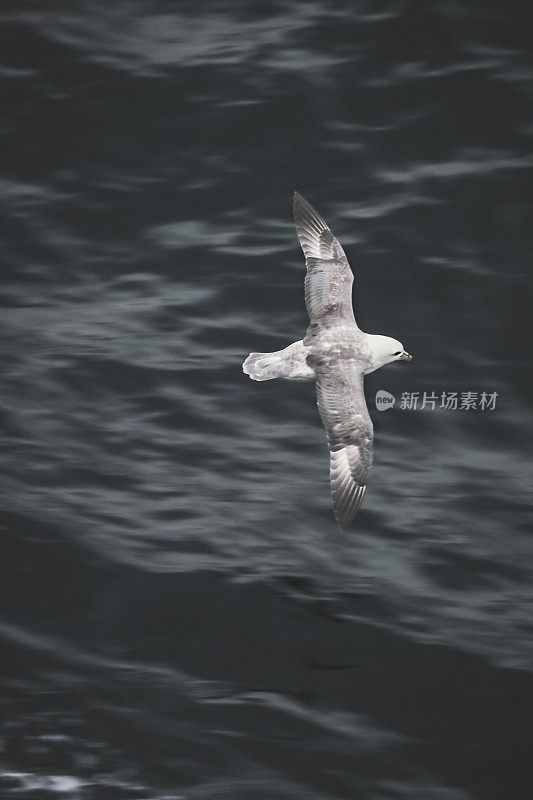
[399,351,413,361]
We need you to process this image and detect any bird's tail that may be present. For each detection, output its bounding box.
[243,340,314,381]
[242,350,289,381]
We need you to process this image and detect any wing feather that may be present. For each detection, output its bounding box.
[310,355,373,530]
[293,192,356,325]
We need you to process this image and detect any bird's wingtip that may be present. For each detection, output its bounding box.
[292,190,309,214]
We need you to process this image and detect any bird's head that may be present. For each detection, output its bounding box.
[367,335,413,371]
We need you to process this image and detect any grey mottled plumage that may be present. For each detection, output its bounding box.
[243,193,412,529]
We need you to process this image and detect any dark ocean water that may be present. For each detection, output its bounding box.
[1,1,532,798]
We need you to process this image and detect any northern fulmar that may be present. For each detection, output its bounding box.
[243,192,412,529]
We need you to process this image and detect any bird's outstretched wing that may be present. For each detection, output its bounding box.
[309,353,373,529]
[293,192,356,326]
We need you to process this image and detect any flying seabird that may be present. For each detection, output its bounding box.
[243,192,412,529]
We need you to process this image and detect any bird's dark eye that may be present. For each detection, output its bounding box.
[393,350,401,356]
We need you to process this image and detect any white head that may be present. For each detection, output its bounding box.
[366,334,413,374]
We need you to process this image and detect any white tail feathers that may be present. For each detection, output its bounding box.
[243,351,287,381]
[243,341,315,381]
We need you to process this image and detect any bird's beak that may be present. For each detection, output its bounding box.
[399,351,413,361]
